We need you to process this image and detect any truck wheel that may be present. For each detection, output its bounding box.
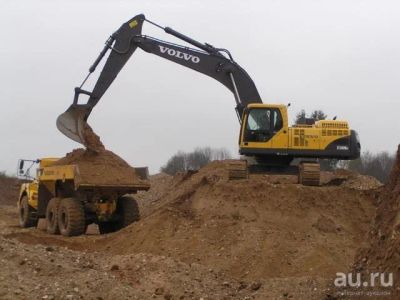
[19,195,38,228]
[115,196,140,230]
[58,198,86,237]
[97,197,140,234]
[46,198,61,234]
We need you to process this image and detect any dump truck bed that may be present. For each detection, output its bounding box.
[39,164,150,192]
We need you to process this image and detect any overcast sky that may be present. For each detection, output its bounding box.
[1,0,399,174]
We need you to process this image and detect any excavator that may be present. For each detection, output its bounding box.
[57,14,361,186]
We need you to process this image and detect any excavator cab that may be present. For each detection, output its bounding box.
[239,104,290,157]
[242,106,284,143]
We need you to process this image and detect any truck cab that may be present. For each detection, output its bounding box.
[17,158,60,228]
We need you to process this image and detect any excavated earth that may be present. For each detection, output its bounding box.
[351,145,400,299]
[0,156,390,299]
[0,174,20,206]
[51,124,146,187]
[52,148,144,186]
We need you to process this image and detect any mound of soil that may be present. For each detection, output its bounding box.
[52,149,143,186]
[135,173,173,217]
[354,145,400,297]
[93,161,377,284]
[0,161,384,299]
[323,169,383,190]
[0,174,20,206]
[82,123,105,153]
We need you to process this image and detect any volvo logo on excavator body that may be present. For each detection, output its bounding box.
[158,46,200,63]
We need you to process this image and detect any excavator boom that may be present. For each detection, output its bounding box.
[57,14,262,147]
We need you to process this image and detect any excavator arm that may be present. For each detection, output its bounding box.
[57,14,262,146]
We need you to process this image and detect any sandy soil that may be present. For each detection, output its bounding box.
[0,161,388,299]
[353,145,400,298]
[51,148,146,187]
[0,174,21,206]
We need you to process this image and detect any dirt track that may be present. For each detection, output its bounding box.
[0,162,389,299]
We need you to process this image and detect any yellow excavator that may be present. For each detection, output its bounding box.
[57,14,360,186]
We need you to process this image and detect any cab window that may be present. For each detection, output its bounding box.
[272,110,283,132]
[244,108,283,142]
[247,109,271,131]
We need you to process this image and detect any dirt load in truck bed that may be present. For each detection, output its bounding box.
[52,148,145,187]
[51,122,147,187]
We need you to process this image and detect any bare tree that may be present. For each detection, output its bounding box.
[294,109,306,124]
[212,148,231,160]
[346,151,395,183]
[295,109,327,124]
[186,147,212,170]
[160,151,187,175]
[161,147,232,175]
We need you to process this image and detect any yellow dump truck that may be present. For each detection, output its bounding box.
[17,158,150,236]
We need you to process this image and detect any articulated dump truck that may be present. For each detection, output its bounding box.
[17,157,150,236]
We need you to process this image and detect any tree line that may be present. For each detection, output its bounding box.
[160,147,231,175]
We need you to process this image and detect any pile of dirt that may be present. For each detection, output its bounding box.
[82,123,105,153]
[52,148,143,186]
[323,169,383,190]
[0,233,258,300]
[93,161,377,287]
[135,173,173,217]
[0,161,384,299]
[354,145,400,298]
[0,174,20,206]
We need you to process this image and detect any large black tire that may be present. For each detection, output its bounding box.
[18,195,38,228]
[58,198,86,237]
[46,197,61,234]
[116,196,140,229]
[98,196,140,234]
[98,222,117,234]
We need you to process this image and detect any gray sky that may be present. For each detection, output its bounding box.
[1,0,399,174]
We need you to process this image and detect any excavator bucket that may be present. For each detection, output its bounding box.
[56,14,146,146]
[56,104,91,145]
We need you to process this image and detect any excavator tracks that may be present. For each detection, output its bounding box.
[228,160,321,186]
[298,162,320,186]
[228,160,249,180]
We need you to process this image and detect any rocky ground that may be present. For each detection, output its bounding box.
[0,162,391,299]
